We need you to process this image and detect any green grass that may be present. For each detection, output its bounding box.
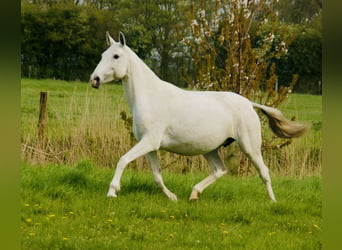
[21,162,322,249]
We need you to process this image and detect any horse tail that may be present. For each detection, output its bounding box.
[252,102,309,139]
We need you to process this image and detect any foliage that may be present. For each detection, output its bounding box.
[21,3,110,81]
[21,162,322,249]
[274,0,322,24]
[20,0,188,84]
[117,0,188,84]
[21,0,322,93]
[275,23,322,94]
[184,0,295,103]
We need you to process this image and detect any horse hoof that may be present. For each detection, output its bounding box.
[169,195,178,201]
[189,198,199,202]
[189,190,200,201]
[107,191,118,198]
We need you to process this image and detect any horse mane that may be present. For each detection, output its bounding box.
[125,46,160,81]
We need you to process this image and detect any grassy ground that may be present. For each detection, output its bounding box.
[21,161,322,249]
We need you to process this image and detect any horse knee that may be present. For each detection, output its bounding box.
[116,157,129,171]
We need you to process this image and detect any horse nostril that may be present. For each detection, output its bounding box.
[92,76,100,89]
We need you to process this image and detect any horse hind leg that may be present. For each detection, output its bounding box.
[238,134,277,202]
[250,153,277,202]
[189,149,227,201]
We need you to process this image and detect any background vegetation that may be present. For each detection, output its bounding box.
[21,0,322,94]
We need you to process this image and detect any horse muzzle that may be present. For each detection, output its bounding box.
[91,76,101,89]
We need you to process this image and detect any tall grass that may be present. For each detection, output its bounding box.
[21,79,321,177]
[21,79,132,168]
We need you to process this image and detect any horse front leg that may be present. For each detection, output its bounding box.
[107,139,154,198]
[190,150,227,201]
[145,151,178,201]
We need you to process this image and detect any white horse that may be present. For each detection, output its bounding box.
[90,32,308,202]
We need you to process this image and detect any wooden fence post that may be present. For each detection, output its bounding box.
[38,92,48,149]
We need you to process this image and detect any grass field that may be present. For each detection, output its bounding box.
[21,161,322,249]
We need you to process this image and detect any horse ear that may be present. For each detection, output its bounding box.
[106,31,115,46]
[119,32,126,47]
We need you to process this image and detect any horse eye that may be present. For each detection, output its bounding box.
[113,54,120,59]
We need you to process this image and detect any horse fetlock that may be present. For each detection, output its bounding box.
[107,191,117,198]
[189,188,201,201]
[167,192,178,201]
[107,183,120,198]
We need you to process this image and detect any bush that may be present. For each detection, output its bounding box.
[21,4,112,81]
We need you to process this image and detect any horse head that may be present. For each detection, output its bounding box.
[90,32,129,89]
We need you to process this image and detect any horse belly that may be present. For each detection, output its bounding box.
[160,139,214,155]
[160,120,232,156]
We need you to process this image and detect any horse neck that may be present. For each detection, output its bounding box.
[122,48,161,111]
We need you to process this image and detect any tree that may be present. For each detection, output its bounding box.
[21,3,114,81]
[274,0,322,24]
[184,0,295,104]
[274,10,322,94]
[21,0,321,93]
[114,0,188,84]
